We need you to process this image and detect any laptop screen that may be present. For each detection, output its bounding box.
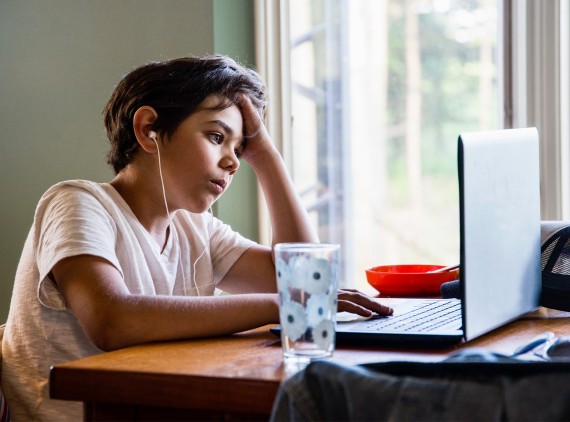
[459,127,542,341]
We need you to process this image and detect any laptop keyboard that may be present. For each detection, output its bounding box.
[356,300,461,333]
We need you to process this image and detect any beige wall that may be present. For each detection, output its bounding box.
[0,0,256,322]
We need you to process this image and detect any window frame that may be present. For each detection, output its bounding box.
[253,0,292,245]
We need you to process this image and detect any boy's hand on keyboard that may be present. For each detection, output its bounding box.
[337,289,394,317]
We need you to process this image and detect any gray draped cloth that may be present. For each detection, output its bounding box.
[270,349,570,421]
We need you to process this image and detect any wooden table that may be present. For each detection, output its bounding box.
[50,307,570,421]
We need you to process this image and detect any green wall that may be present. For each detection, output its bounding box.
[0,0,257,322]
[213,0,259,241]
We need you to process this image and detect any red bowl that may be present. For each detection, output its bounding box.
[365,264,459,296]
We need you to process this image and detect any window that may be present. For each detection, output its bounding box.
[254,0,569,293]
[287,0,502,291]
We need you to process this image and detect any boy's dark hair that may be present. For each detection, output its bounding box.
[103,55,267,173]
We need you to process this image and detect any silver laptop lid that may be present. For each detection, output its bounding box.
[459,127,541,341]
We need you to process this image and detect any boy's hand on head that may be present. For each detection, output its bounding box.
[237,95,276,163]
[337,289,393,317]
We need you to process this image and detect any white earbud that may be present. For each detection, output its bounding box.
[149,131,157,142]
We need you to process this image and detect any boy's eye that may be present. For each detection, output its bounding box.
[234,148,243,159]
[209,133,223,144]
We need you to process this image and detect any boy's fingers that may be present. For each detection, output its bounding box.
[238,97,266,140]
[337,289,393,316]
[238,94,263,123]
[337,300,374,317]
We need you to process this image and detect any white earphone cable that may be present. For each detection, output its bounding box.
[152,133,203,296]
[154,140,172,227]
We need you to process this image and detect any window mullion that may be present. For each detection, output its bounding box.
[511,0,562,220]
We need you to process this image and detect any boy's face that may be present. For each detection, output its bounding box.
[157,95,244,213]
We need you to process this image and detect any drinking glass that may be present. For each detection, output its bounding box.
[274,243,340,364]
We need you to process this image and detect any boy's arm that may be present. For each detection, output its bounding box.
[239,96,319,246]
[52,254,280,351]
[53,254,390,352]
[217,96,316,294]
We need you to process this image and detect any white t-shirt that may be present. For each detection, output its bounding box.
[1,180,255,421]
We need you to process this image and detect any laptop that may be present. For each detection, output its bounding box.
[273,128,542,346]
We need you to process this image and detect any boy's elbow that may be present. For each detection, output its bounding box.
[89,326,126,352]
[84,319,124,351]
[81,308,137,352]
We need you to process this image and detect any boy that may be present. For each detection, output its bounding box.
[1,55,392,421]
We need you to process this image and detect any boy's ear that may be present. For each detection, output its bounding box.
[133,106,159,153]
